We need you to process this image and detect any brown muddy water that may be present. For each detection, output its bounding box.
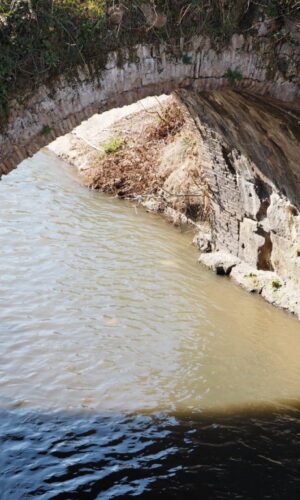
[0,150,299,499]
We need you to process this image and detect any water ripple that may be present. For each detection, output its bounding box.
[0,150,300,498]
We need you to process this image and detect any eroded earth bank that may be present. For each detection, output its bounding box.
[49,91,300,319]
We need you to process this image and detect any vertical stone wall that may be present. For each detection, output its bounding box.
[178,89,300,288]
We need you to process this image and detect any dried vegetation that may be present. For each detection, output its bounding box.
[86,99,211,223]
[88,102,186,198]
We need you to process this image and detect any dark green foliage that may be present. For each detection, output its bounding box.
[225,68,243,85]
[40,124,52,136]
[264,0,296,17]
[0,1,298,122]
[182,54,193,65]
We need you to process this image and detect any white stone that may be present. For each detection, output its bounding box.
[199,251,240,275]
[231,263,277,294]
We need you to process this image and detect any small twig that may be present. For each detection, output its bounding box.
[145,1,159,32]
[74,132,104,153]
[56,19,87,69]
[139,100,169,124]
[160,186,204,198]
[177,4,192,26]
[154,96,165,110]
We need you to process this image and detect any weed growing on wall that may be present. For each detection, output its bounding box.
[40,125,52,136]
[272,279,282,290]
[225,68,243,86]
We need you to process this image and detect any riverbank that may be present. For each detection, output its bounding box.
[49,95,209,226]
[49,95,300,320]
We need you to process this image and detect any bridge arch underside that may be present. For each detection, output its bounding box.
[0,39,299,297]
[1,35,299,174]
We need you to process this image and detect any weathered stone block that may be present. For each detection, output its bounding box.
[199,251,240,275]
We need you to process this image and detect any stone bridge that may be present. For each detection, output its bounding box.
[0,31,299,176]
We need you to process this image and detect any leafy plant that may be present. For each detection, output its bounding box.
[102,136,123,154]
[182,54,193,65]
[244,272,257,278]
[265,0,282,16]
[225,68,243,85]
[40,125,52,136]
[272,279,282,290]
[265,5,279,16]
[0,0,298,126]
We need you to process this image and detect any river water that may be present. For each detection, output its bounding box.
[0,150,299,499]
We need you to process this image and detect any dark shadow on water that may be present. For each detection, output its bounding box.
[1,402,300,499]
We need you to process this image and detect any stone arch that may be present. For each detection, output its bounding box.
[0,34,299,175]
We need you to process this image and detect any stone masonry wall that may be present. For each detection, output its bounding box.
[178,89,300,290]
[1,32,299,176]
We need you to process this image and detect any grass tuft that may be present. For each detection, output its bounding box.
[102,136,123,154]
[272,279,282,290]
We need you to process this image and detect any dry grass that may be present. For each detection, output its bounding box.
[86,99,211,223]
[88,102,186,198]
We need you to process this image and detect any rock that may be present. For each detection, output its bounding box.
[238,218,265,267]
[284,17,300,42]
[108,5,125,25]
[193,226,212,253]
[164,207,189,226]
[257,17,281,36]
[194,235,211,253]
[264,193,300,287]
[231,34,245,51]
[198,251,240,275]
[142,197,163,212]
[140,3,167,28]
[230,263,277,293]
[262,280,300,319]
